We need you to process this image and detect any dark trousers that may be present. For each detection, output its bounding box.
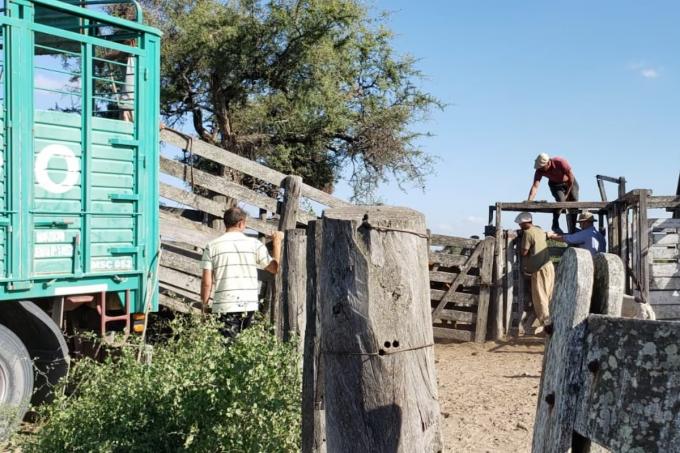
[549,180,579,233]
[217,311,255,338]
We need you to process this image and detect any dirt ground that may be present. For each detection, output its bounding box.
[435,336,545,453]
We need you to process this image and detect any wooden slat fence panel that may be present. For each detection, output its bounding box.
[429,235,493,343]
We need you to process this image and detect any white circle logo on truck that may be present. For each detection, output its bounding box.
[34,144,80,194]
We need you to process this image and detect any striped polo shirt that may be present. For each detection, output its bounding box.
[201,232,272,314]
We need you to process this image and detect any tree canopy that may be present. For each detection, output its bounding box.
[142,0,441,201]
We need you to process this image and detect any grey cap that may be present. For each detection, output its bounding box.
[514,212,533,224]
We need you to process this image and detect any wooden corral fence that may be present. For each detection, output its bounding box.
[156,129,497,342]
[156,128,350,322]
[429,234,494,342]
[490,188,680,340]
[532,248,680,453]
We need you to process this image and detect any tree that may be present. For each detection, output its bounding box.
[142,0,442,201]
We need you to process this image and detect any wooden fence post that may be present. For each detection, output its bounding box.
[282,229,307,343]
[302,221,326,453]
[318,206,442,453]
[492,204,504,339]
[274,175,303,340]
[475,238,494,343]
[532,248,594,453]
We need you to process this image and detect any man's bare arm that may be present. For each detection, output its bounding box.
[264,231,284,274]
[200,269,213,312]
[528,180,541,201]
[565,169,576,198]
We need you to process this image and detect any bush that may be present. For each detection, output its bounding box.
[18,317,301,453]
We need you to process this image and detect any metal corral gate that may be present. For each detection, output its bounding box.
[0,0,160,311]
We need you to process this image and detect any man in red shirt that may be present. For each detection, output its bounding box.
[527,153,579,234]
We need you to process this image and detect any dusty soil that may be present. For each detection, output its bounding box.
[435,336,545,453]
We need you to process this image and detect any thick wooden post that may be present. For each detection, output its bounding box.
[475,237,494,343]
[302,221,326,453]
[492,204,504,339]
[319,206,442,453]
[282,229,307,343]
[274,175,303,340]
[638,190,650,304]
[532,248,594,453]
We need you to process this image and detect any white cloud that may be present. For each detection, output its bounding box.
[629,62,661,79]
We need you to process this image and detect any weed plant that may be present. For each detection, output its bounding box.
[18,316,301,453]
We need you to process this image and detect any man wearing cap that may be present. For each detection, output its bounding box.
[548,211,606,255]
[527,153,579,234]
[515,212,554,333]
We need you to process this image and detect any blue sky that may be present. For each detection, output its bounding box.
[334,1,680,236]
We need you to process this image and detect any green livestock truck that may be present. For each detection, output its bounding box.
[0,0,160,433]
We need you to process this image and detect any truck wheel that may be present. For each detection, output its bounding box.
[0,324,34,440]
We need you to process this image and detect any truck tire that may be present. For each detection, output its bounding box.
[0,324,34,440]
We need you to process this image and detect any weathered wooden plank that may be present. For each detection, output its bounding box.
[649,218,680,231]
[428,252,468,267]
[639,191,651,305]
[160,248,201,277]
[492,209,504,340]
[648,195,680,209]
[650,277,680,290]
[651,233,679,246]
[160,155,280,213]
[429,234,480,249]
[158,293,202,315]
[651,262,680,278]
[476,237,494,343]
[649,290,680,305]
[159,210,219,249]
[429,271,480,286]
[161,128,350,209]
[497,201,608,211]
[434,309,476,323]
[574,316,680,452]
[432,327,474,342]
[650,245,679,260]
[162,128,286,186]
[159,266,201,294]
[503,234,515,337]
[648,304,680,320]
[429,290,478,306]
[319,206,442,452]
[159,282,201,302]
[301,221,326,453]
[532,248,594,453]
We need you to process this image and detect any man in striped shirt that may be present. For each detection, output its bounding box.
[201,207,283,337]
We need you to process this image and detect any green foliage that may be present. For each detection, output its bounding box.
[19,318,301,453]
[142,0,442,201]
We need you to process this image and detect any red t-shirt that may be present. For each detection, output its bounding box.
[534,156,572,184]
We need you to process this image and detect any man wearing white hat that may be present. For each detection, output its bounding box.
[548,211,606,255]
[515,212,554,334]
[527,153,579,234]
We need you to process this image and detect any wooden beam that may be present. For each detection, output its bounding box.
[159,210,219,249]
[432,327,473,342]
[496,201,609,211]
[434,308,476,323]
[429,271,480,286]
[429,234,480,249]
[428,252,469,267]
[160,155,280,213]
[475,237,495,342]
[158,293,202,315]
[429,290,478,306]
[161,128,350,209]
